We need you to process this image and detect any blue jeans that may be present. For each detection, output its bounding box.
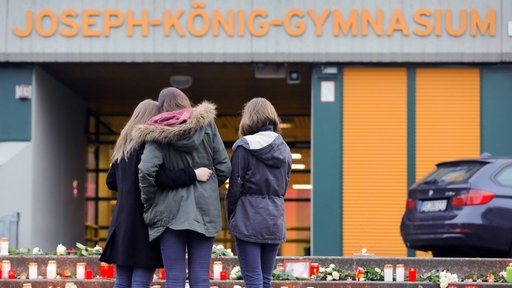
[235,238,280,288]
[159,228,214,288]
[114,264,155,288]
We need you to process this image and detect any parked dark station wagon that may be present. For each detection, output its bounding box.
[400,154,512,258]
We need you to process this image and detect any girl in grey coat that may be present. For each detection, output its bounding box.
[135,87,231,288]
[225,98,292,288]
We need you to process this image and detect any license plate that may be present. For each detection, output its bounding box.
[420,200,447,212]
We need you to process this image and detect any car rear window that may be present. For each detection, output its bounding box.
[419,162,486,184]
[494,165,512,186]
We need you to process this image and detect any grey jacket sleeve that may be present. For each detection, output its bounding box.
[210,122,232,186]
[138,142,164,213]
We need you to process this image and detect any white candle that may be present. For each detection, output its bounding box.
[2,260,11,279]
[76,262,86,279]
[0,238,8,255]
[384,264,393,282]
[28,262,38,279]
[396,264,405,282]
[213,261,222,280]
[46,260,57,279]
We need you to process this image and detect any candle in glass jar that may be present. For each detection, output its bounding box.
[396,264,404,282]
[100,262,108,278]
[507,263,512,283]
[28,262,38,279]
[23,284,32,288]
[8,269,15,279]
[384,264,393,281]
[76,262,87,279]
[0,238,8,255]
[276,263,284,271]
[85,270,93,279]
[408,268,417,282]
[2,260,11,279]
[213,261,222,280]
[309,263,319,277]
[220,270,228,280]
[46,260,57,279]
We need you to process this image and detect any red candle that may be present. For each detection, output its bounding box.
[309,263,319,277]
[85,270,93,280]
[160,268,166,280]
[107,265,115,278]
[220,270,228,280]
[8,269,16,279]
[100,263,108,278]
[408,268,416,282]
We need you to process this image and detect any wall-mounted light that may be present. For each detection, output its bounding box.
[287,70,301,84]
[170,75,193,89]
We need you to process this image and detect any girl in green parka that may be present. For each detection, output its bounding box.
[135,87,231,288]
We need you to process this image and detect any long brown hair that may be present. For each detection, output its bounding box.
[158,87,192,112]
[238,97,281,137]
[111,99,160,162]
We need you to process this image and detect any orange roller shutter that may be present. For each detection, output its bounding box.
[343,67,408,257]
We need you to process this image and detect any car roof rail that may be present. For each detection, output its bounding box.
[480,152,492,158]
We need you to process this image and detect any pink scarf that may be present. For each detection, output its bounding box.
[147,109,193,127]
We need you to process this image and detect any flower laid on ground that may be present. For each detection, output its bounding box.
[56,243,67,255]
[75,242,102,256]
[229,265,243,280]
[229,265,301,281]
[439,270,458,288]
[272,269,298,280]
[313,264,356,281]
[32,247,44,255]
[211,244,234,257]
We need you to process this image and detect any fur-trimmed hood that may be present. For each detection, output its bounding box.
[132,101,217,151]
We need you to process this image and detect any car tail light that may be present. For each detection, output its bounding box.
[405,198,415,210]
[452,189,495,206]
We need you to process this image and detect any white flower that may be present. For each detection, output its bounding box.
[56,244,67,255]
[233,285,242,288]
[329,264,336,268]
[332,271,340,280]
[439,270,458,288]
[326,267,333,273]
[326,275,333,281]
[319,268,326,273]
[32,247,44,255]
[93,244,102,254]
[500,271,507,278]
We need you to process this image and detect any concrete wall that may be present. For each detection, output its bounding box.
[0,142,32,248]
[31,67,87,251]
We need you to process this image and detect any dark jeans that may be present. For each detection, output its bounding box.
[159,228,214,288]
[114,264,155,288]
[235,238,280,288]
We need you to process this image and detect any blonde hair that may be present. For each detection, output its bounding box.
[238,97,281,137]
[158,87,192,112]
[111,99,160,162]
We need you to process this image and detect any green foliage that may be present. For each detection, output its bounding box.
[272,269,297,280]
[362,266,384,281]
[419,270,441,284]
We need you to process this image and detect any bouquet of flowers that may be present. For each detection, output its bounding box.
[313,264,355,281]
[211,244,234,257]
